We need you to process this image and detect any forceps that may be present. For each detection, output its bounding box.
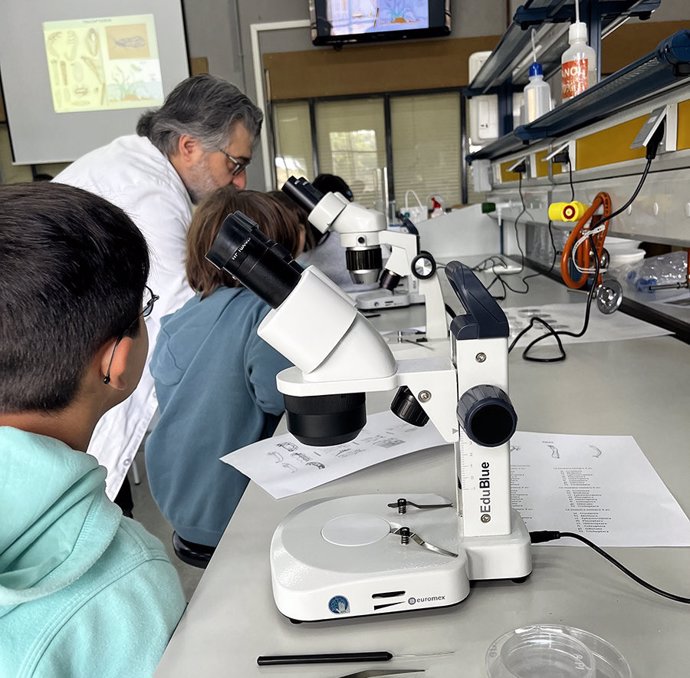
[337,670,425,678]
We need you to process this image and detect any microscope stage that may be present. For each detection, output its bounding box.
[270,494,532,621]
[351,288,416,310]
[271,493,468,621]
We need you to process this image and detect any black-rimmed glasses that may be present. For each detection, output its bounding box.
[217,148,250,177]
[103,286,159,385]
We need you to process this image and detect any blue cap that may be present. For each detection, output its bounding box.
[529,62,543,77]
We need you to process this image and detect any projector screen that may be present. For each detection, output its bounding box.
[0,0,189,164]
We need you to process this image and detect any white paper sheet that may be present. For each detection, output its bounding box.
[510,431,690,547]
[505,302,671,347]
[221,410,447,499]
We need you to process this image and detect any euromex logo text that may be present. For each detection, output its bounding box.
[408,595,446,605]
[480,461,491,523]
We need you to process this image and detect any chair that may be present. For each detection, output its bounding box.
[172,532,215,569]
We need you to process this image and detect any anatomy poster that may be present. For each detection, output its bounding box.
[43,14,163,113]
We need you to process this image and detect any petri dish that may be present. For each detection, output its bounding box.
[486,624,631,678]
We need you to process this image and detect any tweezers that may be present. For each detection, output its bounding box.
[390,527,458,558]
[337,670,425,678]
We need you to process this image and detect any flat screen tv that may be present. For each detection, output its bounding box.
[309,0,451,46]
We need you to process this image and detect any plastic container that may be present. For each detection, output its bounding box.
[486,624,631,678]
[524,62,552,123]
[604,236,642,255]
[561,22,597,101]
[524,63,551,123]
[625,250,688,291]
[608,249,645,272]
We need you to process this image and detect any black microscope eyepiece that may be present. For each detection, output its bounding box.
[206,210,303,308]
[281,176,324,214]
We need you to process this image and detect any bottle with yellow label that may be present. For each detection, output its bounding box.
[561,22,597,101]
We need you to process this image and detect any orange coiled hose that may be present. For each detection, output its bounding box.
[560,192,612,289]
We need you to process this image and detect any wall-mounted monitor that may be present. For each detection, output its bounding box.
[309,0,451,47]
[0,0,189,164]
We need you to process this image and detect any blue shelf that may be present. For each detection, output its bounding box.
[466,0,661,95]
[467,30,690,164]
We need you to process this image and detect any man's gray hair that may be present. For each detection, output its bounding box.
[136,74,263,156]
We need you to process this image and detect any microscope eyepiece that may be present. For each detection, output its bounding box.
[206,211,303,308]
[282,176,324,214]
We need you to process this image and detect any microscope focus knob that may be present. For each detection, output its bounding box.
[457,385,517,447]
[411,251,437,280]
[390,386,430,427]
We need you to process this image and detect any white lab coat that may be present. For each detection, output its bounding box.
[54,135,195,498]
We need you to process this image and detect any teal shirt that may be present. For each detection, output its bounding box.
[0,427,185,678]
[145,287,291,547]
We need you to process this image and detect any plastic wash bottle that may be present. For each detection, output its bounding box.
[561,21,597,101]
[524,62,551,122]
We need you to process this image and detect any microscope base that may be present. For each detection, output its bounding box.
[351,288,424,310]
[270,494,531,622]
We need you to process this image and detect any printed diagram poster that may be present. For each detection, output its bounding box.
[510,431,690,547]
[43,14,164,113]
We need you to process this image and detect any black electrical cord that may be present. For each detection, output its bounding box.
[489,174,561,307]
[509,234,600,362]
[606,157,652,223]
[598,123,660,226]
[471,254,511,273]
[530,530,690,604]
[509,143,658,363]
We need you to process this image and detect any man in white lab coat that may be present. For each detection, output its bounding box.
[54,74,263,511]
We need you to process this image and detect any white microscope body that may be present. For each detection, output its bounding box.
[206,213,531,623]
[260,264,531,621]
[284,177,448,342]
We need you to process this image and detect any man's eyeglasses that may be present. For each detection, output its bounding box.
[217,148,250,177]
[103,286,159,385]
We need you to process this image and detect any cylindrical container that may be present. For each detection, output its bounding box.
[486,625,631,678]
[561,22,597,101]
[524,63,552,123]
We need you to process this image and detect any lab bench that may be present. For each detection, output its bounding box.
[155,266,690,678]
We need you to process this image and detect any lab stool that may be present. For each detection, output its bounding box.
[172,532,215,569]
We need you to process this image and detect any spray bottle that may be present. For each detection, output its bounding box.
[561,0,597,101]
[524,29,552,122]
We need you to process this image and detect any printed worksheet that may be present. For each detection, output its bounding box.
[221,410,447,499]
[511,431,690,547]
[505,302,671,347]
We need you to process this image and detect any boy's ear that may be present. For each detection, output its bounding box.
[98,337,135,391]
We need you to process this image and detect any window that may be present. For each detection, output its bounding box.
[315,99,386,209]
[273,101,314,188]
[271,89,468,214]
[390,93,461,212]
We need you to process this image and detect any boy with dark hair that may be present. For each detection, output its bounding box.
[0,182,185,678]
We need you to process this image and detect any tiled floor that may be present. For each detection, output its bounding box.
[129,450,204,601]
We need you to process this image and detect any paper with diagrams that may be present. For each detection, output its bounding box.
[505,303,671,346]
[511,431,690,547]
[221,410,447,499]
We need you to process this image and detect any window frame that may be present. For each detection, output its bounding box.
[271,86,470,209]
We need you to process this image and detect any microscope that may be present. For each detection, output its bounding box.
[207,212,532,622]
[283,176,448,342]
